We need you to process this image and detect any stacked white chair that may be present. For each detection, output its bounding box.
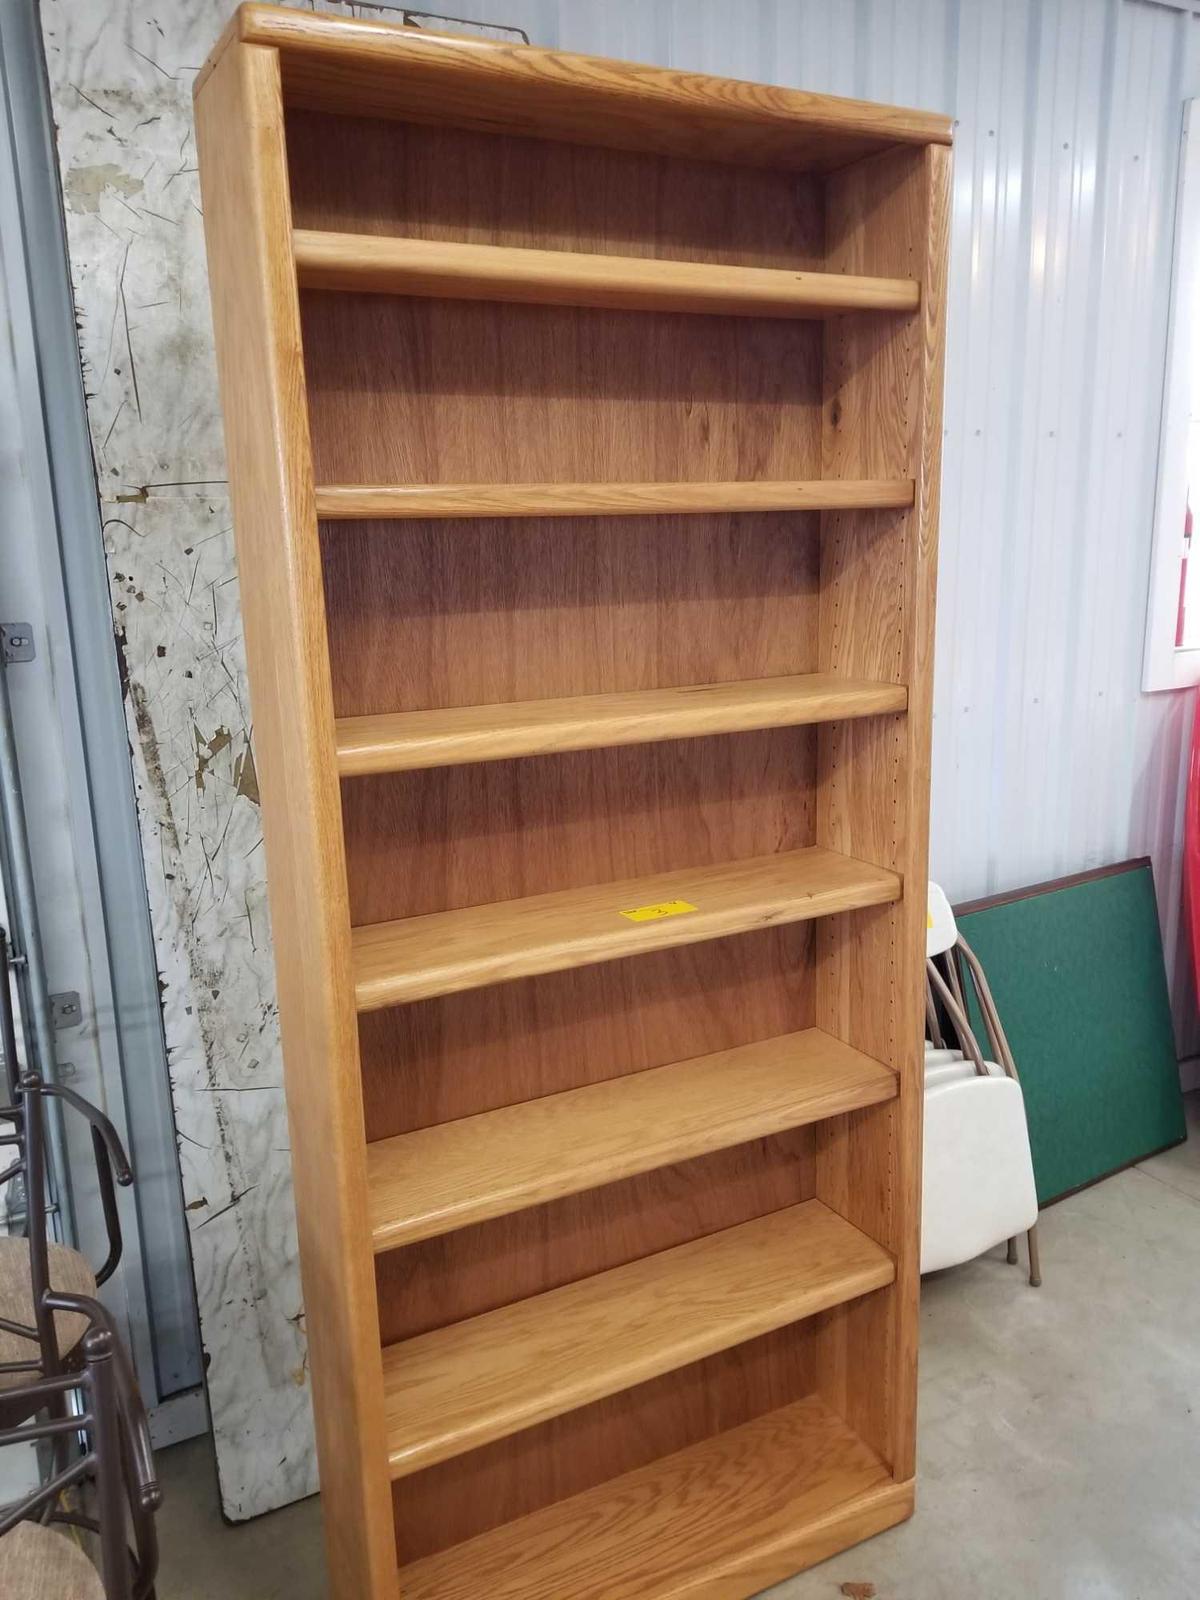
[921,883,1042,1285]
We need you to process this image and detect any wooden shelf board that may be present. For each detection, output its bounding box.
[210,6,951,171]
[294,230,919,318]
[336,673,907,777]
[400,1396,908,1600]
[351,846,902,1011]
[380,1200,893,1479]
[315,478,915,520]
[367,1028,897,1251]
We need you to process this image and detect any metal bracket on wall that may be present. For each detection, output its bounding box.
[49,990,82,1029]
[1,624,35,662]
[344,2,530,42]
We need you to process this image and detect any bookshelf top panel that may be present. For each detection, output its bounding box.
[199,4,953,173]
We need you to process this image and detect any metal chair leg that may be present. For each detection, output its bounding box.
[925,960,988,1075]
[1006,1237,1018,1265]
[1027,1222,1043,1287]
[926,976,945,1049]
[954,936,1045,1291]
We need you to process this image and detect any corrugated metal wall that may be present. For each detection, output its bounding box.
[482,0,1200,1062]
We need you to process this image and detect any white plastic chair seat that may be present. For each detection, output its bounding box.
[924,1047,974,1085]
[924,1054,1008,1090]
[921,1072,1038,1274]
[924,1046,964,1066]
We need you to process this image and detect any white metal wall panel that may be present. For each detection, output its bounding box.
[487,0,1200,1059]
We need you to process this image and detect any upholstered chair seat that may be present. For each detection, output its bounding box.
[0,1518,106,1600]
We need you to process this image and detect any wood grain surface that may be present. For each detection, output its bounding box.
[336,674,906,776]
[389,1321,819,1562]
[351,847,902,1010]
[293,229,919,317]
[380,1201,893,1477]
[314,479,914,520]
[285,109,828,269]
[813,143,950,1479]
[321,514,821,717]
[302,296,822,488]
[366,1028,897,1250]
[375,1127,815,1346]
[343,727,816,925]
[195,8,948,1586]
[216,6,952,171]
[192,38,395,1600]
[399,1395,907,1599]
[358,922,816,1141]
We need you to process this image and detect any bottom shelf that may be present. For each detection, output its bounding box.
[399,1395,911,1600]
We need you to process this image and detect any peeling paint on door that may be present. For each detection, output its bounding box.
[39,0,319,1520]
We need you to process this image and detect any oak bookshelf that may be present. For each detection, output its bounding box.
[195,9,949,1597]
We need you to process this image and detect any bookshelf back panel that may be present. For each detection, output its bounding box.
[341,727,815,924]
[320,512,821,716]
[285,110,827,269]
[376,1127,814,1344]
[356,921,814,1139]
[300,293,823,485]
[390,1318,824,1563]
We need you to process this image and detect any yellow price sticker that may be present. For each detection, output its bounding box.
[619,899,698,923]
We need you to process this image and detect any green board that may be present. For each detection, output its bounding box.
[956,860,1187,1206]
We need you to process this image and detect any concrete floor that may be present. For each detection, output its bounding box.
[155,1094,1200,1600]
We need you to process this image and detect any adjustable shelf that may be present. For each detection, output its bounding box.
[381,1202,894,1477]
[197,9,948,1597]
[336,673,908,776]
[294,230,920,318]
[315,478,915,520]
[352,847,901,1011]
[367,1029,898,1250]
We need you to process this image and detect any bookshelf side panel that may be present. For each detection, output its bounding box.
[814,143,950,1478]
[194,41,395,1596]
